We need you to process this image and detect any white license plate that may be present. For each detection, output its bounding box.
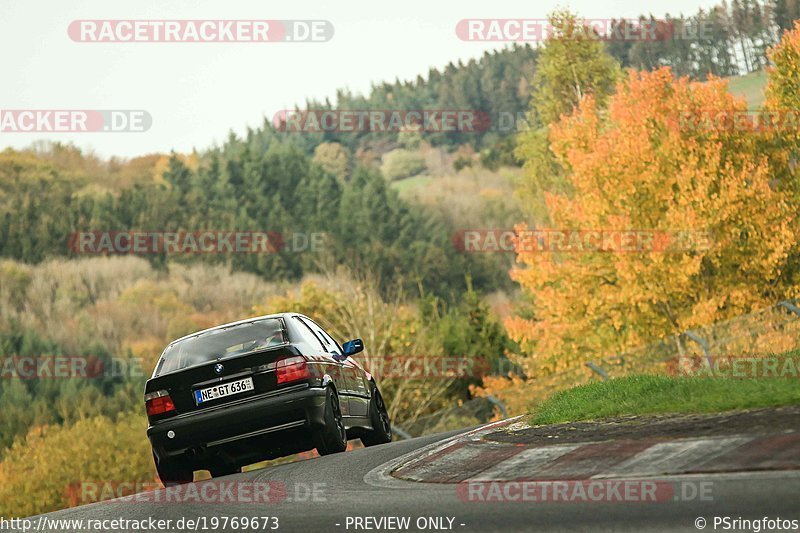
[195,377,254,404]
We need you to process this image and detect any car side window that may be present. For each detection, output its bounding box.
[292,316,326,353]
[307,319,343,353]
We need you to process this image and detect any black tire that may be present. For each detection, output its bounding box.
[361,386,392,447]
[153,451,193,486]
[209,463,242,478]
[313,387,347,455]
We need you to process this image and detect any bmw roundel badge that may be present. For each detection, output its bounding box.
[214,363,224,374]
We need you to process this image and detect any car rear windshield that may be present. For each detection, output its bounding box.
[153,318,285,377]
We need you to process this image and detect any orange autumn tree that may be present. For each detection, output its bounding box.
[506,67,799,377]
[765,20,800,124]
[761,20,800,290]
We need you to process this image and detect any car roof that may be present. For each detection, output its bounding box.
[166,312,306,347]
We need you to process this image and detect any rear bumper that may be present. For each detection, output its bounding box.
[147,384,328,463]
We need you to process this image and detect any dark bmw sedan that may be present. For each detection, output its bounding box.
[144,313,392,484]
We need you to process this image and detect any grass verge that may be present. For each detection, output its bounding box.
[726,70,768,109]
[531,374,800,425]
[389,174,434,194]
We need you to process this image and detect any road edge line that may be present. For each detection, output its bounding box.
[364,417,522,489]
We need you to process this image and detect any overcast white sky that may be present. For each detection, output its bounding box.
[0,0,719,158]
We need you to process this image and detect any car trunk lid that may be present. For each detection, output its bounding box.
[145,344,302,416]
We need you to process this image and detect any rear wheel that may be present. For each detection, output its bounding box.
[313,387,347,455]
[209,463,242,478]
[361,387,392,447]
[153,451,193,486]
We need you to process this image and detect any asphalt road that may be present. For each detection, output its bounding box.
[27,428,800,533]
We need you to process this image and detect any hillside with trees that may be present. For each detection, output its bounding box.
[0,1,799,517]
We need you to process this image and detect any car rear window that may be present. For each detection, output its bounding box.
[153,318,285,377]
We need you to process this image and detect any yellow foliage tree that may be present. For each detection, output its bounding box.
[761,20,800,290]
[508,67,799,377]
[0,414,154,517]
[765,21,800,120]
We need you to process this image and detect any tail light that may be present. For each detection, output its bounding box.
[145,390,176,417]
[276,356,310,384]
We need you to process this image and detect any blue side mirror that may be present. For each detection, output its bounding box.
[342,338,364,357]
